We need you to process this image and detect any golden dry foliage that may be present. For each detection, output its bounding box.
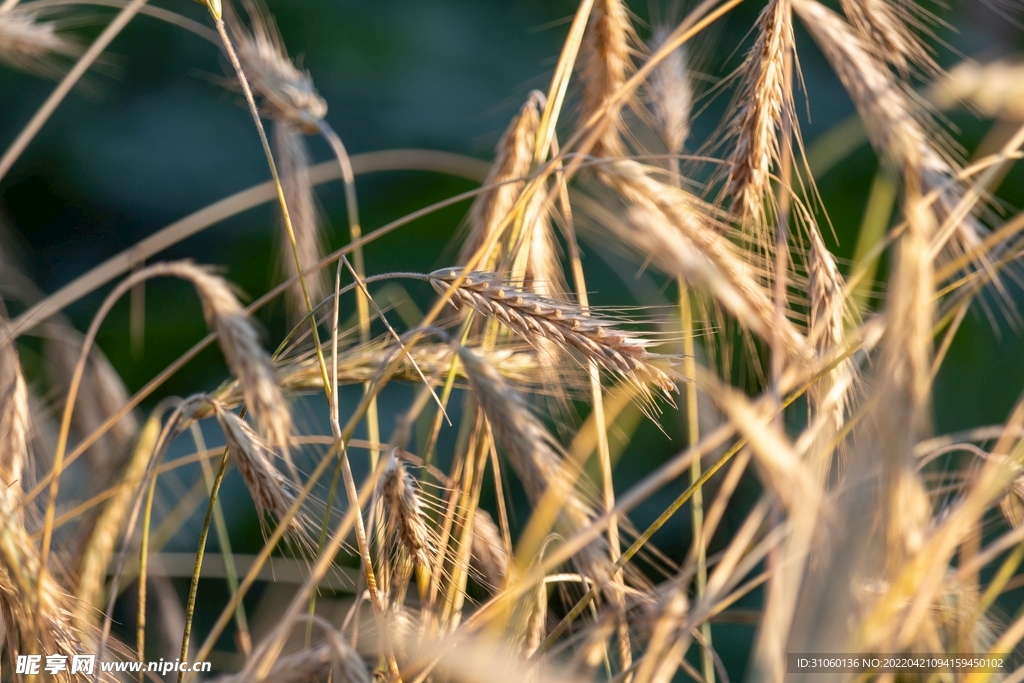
[5,0,1024,681]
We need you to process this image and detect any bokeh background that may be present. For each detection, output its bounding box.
[3,0,1024,677]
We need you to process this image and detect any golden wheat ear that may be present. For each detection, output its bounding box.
[456,345,617,594]
[213,401,311,546]
[647,25,693,158]
[725,0,793,229]
[431,269,677,396]
[379,456,432,570]
[579,0,638,158]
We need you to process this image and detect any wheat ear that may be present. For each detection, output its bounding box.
[795,0,991,281]
[44,322,139,474]
[726,0,793,229]
[647,25,693,157]
[380,456,432,570]
[0,5,83,79]
[213,402,309,543]
[839,0,935,77]
[579,0,636,158]
[430,269,676,394]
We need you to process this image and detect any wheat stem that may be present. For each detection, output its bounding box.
[136,456,160,681]
[176,445,230,683]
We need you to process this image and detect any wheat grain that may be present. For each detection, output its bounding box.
[431,269,676,394]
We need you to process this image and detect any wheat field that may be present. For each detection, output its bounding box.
[2,0,1024,681]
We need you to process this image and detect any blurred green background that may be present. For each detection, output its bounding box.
[3,0,1024,677]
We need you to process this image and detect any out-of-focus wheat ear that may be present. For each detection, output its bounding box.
[0,6,83,79]
[380,457,431,570]
[430,269,677,396]
[459,90,545,272]
[805,223,855,478]
[999,478,1024,528]
[647,25,693,156]
[180,263,293,464]
[0,333,89,672]
[611,199,809,363]
[520,183,569,298]
[274,121,329,325]
[794,0,991,283]
[456,346,616,592]
[470,508,508,590]
[509,561,548,660]
[933,60,1024,121]
[839,0,936,78]
[579,0,636,158]
[225,0,327,132]
[75,411,163,629]
[725,0,793,230]
[213,402,309,544]
[0,322,29,491]
[875,165,936,562]
[44,321,139,474]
